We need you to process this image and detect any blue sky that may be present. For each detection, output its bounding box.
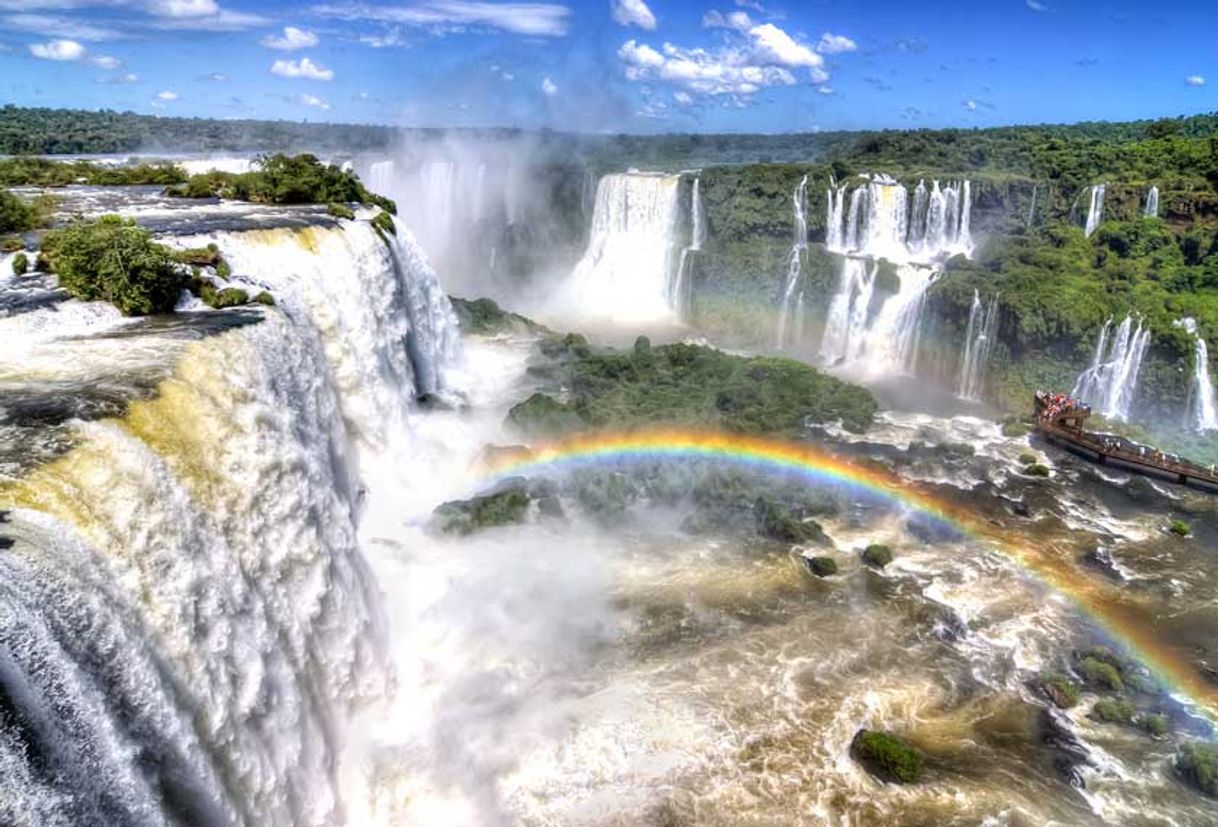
[0,0,1214,133]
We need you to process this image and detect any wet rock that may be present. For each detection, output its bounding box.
[1080,547,1127,581]
[849,729,923,784]
[1038,708,1091,788]
[506,392,583,436]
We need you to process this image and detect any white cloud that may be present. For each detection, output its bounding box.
[310,1,572,37]
[1185,75,1206,87]
[90,54,121,68]
[749,22,821,68]
[2,13,125,41]
[618,38,796,96]
[147,0,219,17]
[29,38,86,60]
[201,71,228,81]
[541,76,557,95]
[1026,0,1047,10]
[359,28,407,46]
[156,89,178,100]
[261,25,318,49]
[298,92,330,109]
[270,56,335,81]
[815,32,856,54]
[963,98,977,110]
[501,71,514,80]
[610,0,654,30]
[97,71,139,84]
[817,85,834,95]
[673,90,692,105]
[702,9,752,31]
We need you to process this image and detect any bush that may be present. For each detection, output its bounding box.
[1037,672,1080,709]
[1169,520,1191,537]
[0,189,51,233]
[1091,698,1134,724]
[506,393,584,436]
[450,296,545,335]
[1019,451,1039,465]
[327,202,355,220]
[1176,742,1218,798]
[1078,656,1124,691]
[1001,421,1029,437]
[1024,463,1051,477]
[805,556,838,577]
[254,291,275,306]
[42,216,183,315]
[11,251,28,276]
[754,496,830,546]
[433,484,532,535]
[861,543,893,569]
[372,209,395,237]
[170,154,396,211]
[850,730,923,784]
[1138,713,1169,737]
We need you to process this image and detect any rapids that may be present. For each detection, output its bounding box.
[2,181,1217,827]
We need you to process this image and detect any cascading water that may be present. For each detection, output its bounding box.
[1071,314,1150,422]
[775,175,810,348]
[1027,184,1038,227]
[561,172,685,324]
[819,176,974,374]
[957,290,1000,401]
[1084,184,1106,238]
[1145,186,1160,218]
[0,207,465,825]
[1174,318,1218,431]
[671,176,705,322]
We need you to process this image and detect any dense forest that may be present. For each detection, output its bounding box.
[3,106,1218,192]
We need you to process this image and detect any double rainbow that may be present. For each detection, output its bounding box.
[479,427,1218,723]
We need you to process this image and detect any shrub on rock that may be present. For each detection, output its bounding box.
[506,393,583,436]
[861,543,893,569]
[805,556,837,577]
[1037,672,1080,709]
[11,251,27,276]
[850,730,923,784]
[1176,742,1218,798]
[1024,463,1051,477]
[753,496,829,546]
[1078,656,1124,692]
[434,483,532,535]
[1091,698,1134,724]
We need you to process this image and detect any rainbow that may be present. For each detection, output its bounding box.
[479,428,1218,723]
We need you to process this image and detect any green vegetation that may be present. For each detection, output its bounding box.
[520,341,875,436]
[167,154,396,212]
[1176,742,1218,798]
[450,296,546,336]
[11,252,28,276]
[1138,713,1170,737]
[41,216,182,315]
[1024,463,1051,477]
[1169,520,1191,537]
[254,291,275,306]
[1037,672,1080,709]
[1091,698,1135,725]
[1078,656,1124,692]
[861,543,894,569]
[0,190,53,233]
[753,496,830,546]
[850,730,923,784]
[371,209,396,236]
[507,393,585,436]
[0,157,185,188]
[433,484,532,535]
[1001,422,1029,438]
[327,202,355,220]
[805,556,838,577]
[1018,451,1039,465]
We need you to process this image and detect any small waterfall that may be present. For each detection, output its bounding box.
[1145,186,1160,218]
[776,175,810,348]
[819,175,974,374]
[956,290,1000,400]
[1027,184,1038,227]
[562,172,685,324]
[1084,184,1106,238]
[1174,318,1218,431]
[825,177,848,252]
[1071,314,1150,422]
[671,176,705,322]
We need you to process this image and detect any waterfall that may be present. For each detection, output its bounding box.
[1174,318,1218,431]
[818,175,974,374]
[1027,184,1037,227]
[1071,314,1150,422]
[1084,184,1106,238]
[776,175,810,348]
[671,176,705,322]
[1145,185,1160,218]
[956,290,1000,401]
[825,177,848,252]
[562,172,685,324]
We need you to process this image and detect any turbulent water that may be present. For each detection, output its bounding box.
[3,176,1218,826]
[819,176,973,374]
[1072,315,1150,422]
[561,172,687,325]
